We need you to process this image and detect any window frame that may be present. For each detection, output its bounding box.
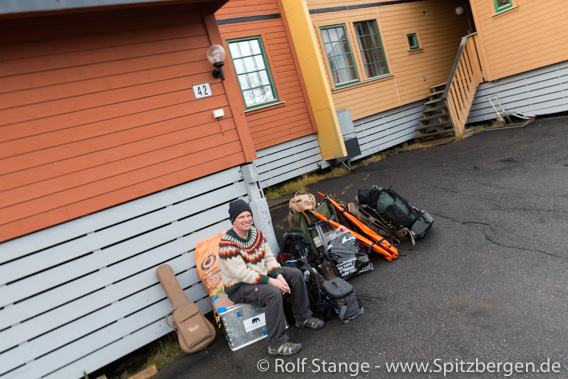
[226,36,279,110]
[320,24,360,88]
[493,0,513,13]
[407,33,421,51]
[353,19,390,79]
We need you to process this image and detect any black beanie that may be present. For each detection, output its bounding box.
[229,199,252,223]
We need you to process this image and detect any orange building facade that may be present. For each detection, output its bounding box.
[0,2,256,242]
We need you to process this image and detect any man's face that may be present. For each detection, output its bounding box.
[233,211,253,235]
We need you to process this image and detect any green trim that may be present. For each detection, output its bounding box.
[227,36,279,110]
[331,73,393,91]
[354,20,389,79]
[493,0,513,12]
[320,24,359,87]
[407,33,420,51]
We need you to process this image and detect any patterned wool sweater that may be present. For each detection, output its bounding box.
[218,227,284,295]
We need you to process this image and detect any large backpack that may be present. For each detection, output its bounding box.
[278,230,319,266]
[348,201,409,244]
[284,258,335,321]
[358,186,433,240]
[286,194,336,263]
[321,193,356,231]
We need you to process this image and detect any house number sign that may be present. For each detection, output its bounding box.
[193,83,212,99]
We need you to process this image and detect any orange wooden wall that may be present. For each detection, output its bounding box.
[307,0,471,121]
[0,4,248,242]
[216,0,317,150]
[470,0,568,82]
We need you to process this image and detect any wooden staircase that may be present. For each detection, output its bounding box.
[413,33,485,145]
[413,82,455,145]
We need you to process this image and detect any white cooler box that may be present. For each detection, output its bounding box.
[213,294,269,351]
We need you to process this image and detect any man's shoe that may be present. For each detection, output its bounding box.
[268,341,303,356]
[295,316,325,330]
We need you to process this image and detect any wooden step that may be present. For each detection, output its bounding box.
[419,112,449,122]
[414,84,455,144]
[419,117,451,126]
[417,120,453,131]
[430,82,447,92]
[428,89,445,98]
[414,128,454,138]
[413,135,456,146]
[425,96,445,106]
[423,104,447,113]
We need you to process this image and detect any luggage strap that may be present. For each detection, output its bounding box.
[165,300,193,329]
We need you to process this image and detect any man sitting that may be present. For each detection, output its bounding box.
[218,199,324,356]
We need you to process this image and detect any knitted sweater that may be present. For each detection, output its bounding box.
[218,227,284,295]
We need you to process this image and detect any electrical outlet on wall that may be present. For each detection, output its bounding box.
[213,109,224,119]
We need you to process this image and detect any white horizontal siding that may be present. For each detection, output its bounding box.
[352,100,424,160]
[256,101,426,190]
[256,134,330,188]
[468,60,568,123]
[0,167,246,379]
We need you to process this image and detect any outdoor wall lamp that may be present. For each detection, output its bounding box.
[207,45,226,81]
[455,6,464,15]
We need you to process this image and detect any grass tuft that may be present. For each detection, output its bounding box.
[264,141,440,199]
[144,333,183,371]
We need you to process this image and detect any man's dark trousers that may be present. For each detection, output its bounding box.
[227,266,311,348]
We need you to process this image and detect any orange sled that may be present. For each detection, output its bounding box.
[318,192,398,258]
[309,209,396,261]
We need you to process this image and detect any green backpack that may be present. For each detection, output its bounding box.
[357,186,433,240]
[286,194,335,263]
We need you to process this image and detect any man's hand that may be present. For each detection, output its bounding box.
[269,274,290,295]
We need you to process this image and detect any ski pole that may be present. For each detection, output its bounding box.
[309,210,395,261]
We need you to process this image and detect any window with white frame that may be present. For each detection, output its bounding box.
[227,37,278,109]
[354,20,389,78]
[320,25,359,86]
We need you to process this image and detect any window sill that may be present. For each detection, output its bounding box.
[332,74,393,91]
[492,5,518,17]
[243,101,285,113]
[333,80,360,90]
[408,48,423,53]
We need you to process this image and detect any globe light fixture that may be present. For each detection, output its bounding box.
[206,44,226,81]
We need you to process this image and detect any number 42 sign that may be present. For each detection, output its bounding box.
[193,83,212,99]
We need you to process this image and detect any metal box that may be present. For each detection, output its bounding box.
[213,295,269,351]
[331,109,361,166]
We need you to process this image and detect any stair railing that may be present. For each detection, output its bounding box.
[442,33,484,136]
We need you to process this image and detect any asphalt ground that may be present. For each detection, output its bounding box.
[154,116,568,378]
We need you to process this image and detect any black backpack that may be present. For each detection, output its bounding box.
[358,186,433,239]
[279,230,318,266]
[284,258,335,321]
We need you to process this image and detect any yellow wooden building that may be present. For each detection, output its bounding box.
[282,0,568,159]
